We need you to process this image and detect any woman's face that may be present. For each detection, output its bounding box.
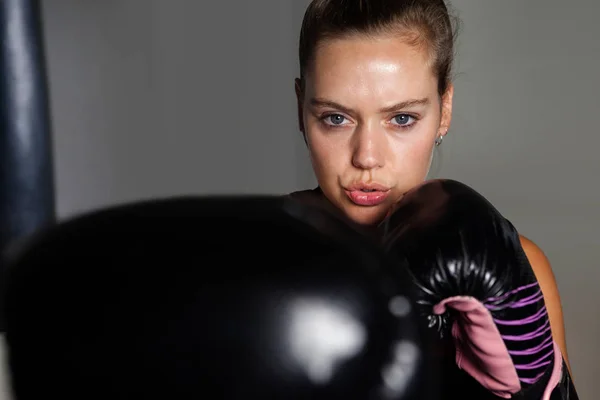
[296,34,453,226]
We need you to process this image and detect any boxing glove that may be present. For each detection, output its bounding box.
[378,179,578,400]
[1,195,438,400]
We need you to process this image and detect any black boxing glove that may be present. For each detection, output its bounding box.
[1,195,438,400]
[379,179,578,400]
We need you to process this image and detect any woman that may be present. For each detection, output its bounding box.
[290,0,573,378]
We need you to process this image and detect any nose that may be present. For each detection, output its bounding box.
[351,124,385,170]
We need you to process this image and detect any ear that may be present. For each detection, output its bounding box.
[439,83,454,137]
[295,78,306,138]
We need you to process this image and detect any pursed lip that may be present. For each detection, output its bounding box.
[344,182,391,192]
[343,183,392,206]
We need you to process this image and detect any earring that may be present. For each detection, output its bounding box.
[434,133,444,146]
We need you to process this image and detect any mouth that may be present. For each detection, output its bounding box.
[344,183,391,207]
[345,183,391,192]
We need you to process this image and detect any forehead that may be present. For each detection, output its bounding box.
[305,35,437,100]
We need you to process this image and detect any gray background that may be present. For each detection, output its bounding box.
[1,0,598,398]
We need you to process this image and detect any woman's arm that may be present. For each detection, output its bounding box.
[518,235,573,376]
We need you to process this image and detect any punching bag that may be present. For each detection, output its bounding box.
[0,1,55,261]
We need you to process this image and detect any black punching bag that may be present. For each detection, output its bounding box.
[0,0,55,258]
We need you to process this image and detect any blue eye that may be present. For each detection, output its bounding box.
[326,114,347,125]
[393,114,415,126]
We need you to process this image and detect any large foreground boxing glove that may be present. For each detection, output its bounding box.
[379,179,578,400]
[1,195,438,400]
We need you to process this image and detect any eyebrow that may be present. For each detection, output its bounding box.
[309,97,430,114]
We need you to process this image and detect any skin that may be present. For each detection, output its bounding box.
[520,235,573,375]
[296,35,452,226]
[294,33,573,375]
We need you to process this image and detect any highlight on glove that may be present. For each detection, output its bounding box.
[1,195,438,400]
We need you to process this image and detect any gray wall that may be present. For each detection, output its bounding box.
[44,0,312,219]
[1,0,598,398]
[441,4,600,397]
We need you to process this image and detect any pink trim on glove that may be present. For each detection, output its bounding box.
[434,296,521,398]
[541,341,563,400]
[434,296,564,399]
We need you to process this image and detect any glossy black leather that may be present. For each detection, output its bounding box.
[379,179,579,400]
[2,195,438,400]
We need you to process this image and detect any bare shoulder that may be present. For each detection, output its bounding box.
[518,234,572,371]
[518,235,556,283]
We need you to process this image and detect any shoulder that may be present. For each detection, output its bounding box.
[518,234,572,370]
[518,235,554,280]
[519,234,550,269]
[518,235,561,312]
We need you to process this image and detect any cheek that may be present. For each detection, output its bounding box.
[393,138,434,164]
[387,132,436,176]
[305,130,345,173]
[304,113,439,183]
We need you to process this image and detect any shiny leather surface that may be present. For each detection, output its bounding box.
[0,0,55,272]
[2,195,438,400]
[379,179,579,400]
